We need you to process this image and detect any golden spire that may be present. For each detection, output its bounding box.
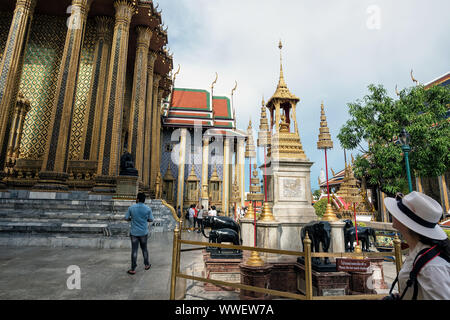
[257,96,270,147]
[268,40,299,102]
[317,101,333,150]
[245,119,256,159]
[278,40,288,89]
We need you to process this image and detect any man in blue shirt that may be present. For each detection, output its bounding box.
[124,192,154,275]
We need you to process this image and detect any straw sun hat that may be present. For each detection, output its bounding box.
[384,191,447,240]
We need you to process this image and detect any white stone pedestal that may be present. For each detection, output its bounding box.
[239,218,255,247]
[264,159,317,251]
[256,220,281,263]
[330,220,346,253]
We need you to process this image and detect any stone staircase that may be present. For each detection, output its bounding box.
[0,190,177,248]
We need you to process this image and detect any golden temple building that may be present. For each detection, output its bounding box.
[0,0,173,196]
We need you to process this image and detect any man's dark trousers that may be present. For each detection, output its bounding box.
[130,235,149,270]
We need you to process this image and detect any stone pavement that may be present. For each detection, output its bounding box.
[0,229,399,300]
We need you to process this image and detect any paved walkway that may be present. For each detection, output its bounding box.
[0,230,399,300]
[0,231,213,300]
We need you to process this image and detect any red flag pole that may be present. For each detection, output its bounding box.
[354,202,358,243]
[325,148,330,204]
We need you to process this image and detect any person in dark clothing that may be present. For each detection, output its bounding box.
[124,192,154,275]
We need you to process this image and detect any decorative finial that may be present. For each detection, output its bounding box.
[410,69,418,86]
[395,84,400,96]
[211,72,218,90]
[231,80,237,97]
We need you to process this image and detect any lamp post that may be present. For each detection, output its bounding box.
[399,128,413,193]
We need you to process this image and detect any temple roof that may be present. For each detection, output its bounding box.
[163,88,236,129]
[424,71,450,89]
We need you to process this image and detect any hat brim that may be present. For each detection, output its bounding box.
[384,197,447,241]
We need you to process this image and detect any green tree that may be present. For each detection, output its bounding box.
[312,189,321,200]
[338,84,450,196]
[313,198,328,219]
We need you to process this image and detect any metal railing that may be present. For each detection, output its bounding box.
[162,201,404,300]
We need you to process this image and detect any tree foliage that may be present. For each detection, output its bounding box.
[313,198,328,218]
[338,84,450,196]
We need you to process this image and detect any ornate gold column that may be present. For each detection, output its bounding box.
[79,16,113,161]
[222,137,231,215]
[177,128,187,211]
[0,0,36,170]
[95,0,136,192]
[237,138,246,207]
[149,73,161,193]
[5,93,30,174]
[154,88,164,186]
[34,0,92,191]
[143,51,158,190]
[200,136,209,208]
[127,26,152,181]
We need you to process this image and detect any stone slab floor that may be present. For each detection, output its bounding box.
[0,230,398,300]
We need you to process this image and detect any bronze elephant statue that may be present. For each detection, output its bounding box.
[344,224,377,252]
[206,228,241,253]
[201,216,240,237]
[301,221,332,264]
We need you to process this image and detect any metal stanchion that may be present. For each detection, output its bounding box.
[170,226,180,300]
[303,232,313,300]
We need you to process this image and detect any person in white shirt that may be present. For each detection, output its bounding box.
[196,205,204,233]
[208,205,217,217]
[384,191,450,300]
[188,204,195,232]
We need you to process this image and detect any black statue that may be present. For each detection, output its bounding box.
[201,216,240,236]
[301,221,332,264]
[206,228,241,253]
[344,226,377,252]
[119,152,138,176]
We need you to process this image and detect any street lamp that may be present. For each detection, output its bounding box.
[399,128,413,193]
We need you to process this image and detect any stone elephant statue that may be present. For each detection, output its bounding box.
[301,221,332,264]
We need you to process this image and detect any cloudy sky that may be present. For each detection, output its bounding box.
[157,0,450,192]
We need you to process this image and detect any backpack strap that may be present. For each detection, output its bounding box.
[390,245,445,300]
[408,245,441,300]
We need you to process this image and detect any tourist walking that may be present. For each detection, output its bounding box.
[188,204,195,231]
[384,191,450,300]
[124,192,154,275]
[196,205,204,233]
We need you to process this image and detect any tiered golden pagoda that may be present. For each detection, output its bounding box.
[316,102,338,221]
[247,164,264,203]
[245,119,257,159]
[257,97,271,148]
[266,41,307,161]
[317,102,333,149]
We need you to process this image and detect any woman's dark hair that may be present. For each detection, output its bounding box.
[413,231,450,258]
[201,205,204,209]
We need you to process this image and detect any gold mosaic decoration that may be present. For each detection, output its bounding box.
[69,19,96,160]
[18,15,67,159]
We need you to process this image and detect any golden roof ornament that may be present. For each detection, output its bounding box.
[186,164,199,181]
[257,96,271,147]
[163,163,174,180]
[267,40,299,104]
[245,119,256,159]
[209,163,220,182]
[317,102,333,150]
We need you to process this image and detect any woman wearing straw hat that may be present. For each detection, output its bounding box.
[384,191,450,300]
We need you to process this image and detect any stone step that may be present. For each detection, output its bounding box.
[0,233,131,249]
[0,220,113,235]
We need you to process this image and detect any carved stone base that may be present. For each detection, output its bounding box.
[239,263,272,300]
[203,250,242,291]
[114,175,138,200]
[92,175,116,194]
[33,171,69,192]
